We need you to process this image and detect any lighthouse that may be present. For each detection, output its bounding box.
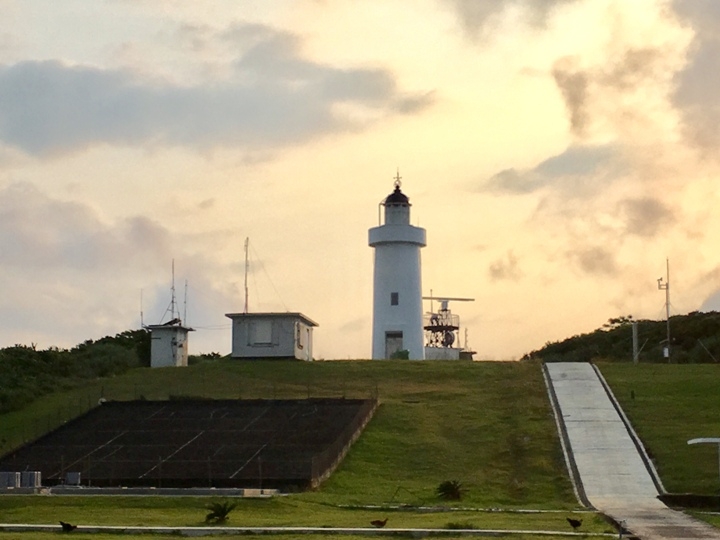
[369,174,426,359]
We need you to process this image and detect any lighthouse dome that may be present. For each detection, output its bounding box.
[384,185,410,206]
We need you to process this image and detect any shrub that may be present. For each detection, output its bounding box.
[436,480,466,501]
[205,500,238,524]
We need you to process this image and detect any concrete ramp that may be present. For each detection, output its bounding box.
[545,362,720,539]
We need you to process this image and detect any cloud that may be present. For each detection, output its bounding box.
[446,0,578,37]
[571,246,618,276]
[488,250,522,281]
[484,144,626,194]
[0,24,432,156]
[0,182,239,351]
[0,183,171,271]
[552,46,671,140]
[620,197,674,238]
[672,1,720,153]
[552,59,589,136]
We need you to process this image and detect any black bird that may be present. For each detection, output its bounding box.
[60,521,77,532]
[370,518,388,528]
[566,517,582,531]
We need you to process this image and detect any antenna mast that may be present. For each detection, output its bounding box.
[183,279,188,325]
[657,258,671,359]
[140,289,144,328]
[244,238,249,314]
[170,259,177,321]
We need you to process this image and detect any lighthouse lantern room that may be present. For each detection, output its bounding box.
[368,173,426,359]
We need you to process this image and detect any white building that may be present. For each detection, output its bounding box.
[225,312,317,360]
[368,179,426,359]
[148,319,194,368]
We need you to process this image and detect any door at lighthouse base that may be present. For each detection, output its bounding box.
[385,331,403,359]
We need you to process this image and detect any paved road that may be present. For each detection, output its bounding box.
[546,362,720,540]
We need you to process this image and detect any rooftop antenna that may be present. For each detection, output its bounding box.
[657,257,670,359]
[183,279,188,325]
[244,237,249,314]
[170,259,177,321]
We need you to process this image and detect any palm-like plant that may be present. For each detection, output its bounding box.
[436,480,466,501]
[205,500,238,524]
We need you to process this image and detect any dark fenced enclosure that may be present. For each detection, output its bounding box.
[0,398,377,490]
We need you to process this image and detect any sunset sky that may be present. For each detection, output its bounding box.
[2,0,720,360]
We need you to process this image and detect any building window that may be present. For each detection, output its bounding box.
[250,320,273,345]
[391,292,399,305]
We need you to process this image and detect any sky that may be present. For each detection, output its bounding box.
[2,0,720,360]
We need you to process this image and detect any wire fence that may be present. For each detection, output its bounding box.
[0,397,379,490]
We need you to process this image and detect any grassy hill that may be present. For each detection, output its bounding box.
[0,359,612,537]
[0,359,576,508]
[1,356,719,536]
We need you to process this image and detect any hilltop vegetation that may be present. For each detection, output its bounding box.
[0,329,151,414]
[523,311,720,363]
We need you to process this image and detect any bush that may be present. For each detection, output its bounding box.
[436,480,466,501]
[205,500,237,524]
[0,329,149,413]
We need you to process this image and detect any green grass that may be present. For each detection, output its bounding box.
[0,495,610,535]
[0,359,594,536]
[598,363,720,494]
[0,360,577,510]
[5,358,719,535]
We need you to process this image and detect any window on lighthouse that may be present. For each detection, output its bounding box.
[391,292,399,305]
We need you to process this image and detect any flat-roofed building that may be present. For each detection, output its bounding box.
[225,312,317,360]
[147,318,194,367]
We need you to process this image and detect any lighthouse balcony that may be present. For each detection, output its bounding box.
[368,224,426,247]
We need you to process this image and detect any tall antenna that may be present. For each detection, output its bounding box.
[170,259,177,321]
[140,288,144,328]
[657,257,670,359]
[244,237,249,314]
[183,279,188,325]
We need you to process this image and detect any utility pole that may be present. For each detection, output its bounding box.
[657,258,670,360]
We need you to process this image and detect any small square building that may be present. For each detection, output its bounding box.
[147,319,194,368]
[225,312,318,360]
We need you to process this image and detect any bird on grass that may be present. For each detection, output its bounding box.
[59,521,77,532]
[370,518,388,528]
[566,517,582,531]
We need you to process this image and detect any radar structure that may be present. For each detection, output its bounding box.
[423,296,474,350]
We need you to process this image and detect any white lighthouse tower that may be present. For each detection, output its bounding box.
[369,174,426,359]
